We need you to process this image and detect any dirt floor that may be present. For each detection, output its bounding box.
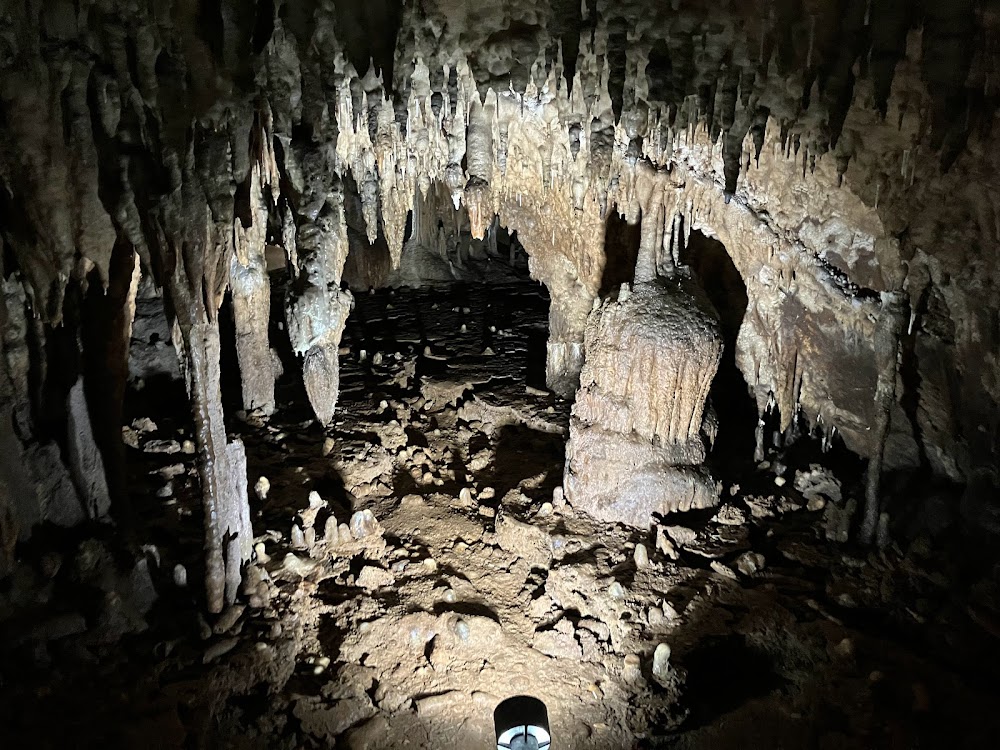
[2,279,1000,749]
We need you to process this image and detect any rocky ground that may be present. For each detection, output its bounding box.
[2,278,999,749]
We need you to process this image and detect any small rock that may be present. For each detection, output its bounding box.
[132,417,158,434]
[651,644,672,686]
[281,553,316,577]
[537,502,553,518]
[303,527,316,547]
[664,525,697,548]
[291,524,306,549]
[350,510,381,540]
[172,564,188,588]
[634,543,649,569]
[655,526,678,559]
[735,552,766,576]
[203,637,239,663]
[121,426,140,449]
[422,558,437,573]
[794,464,843,505]
[647,607,664,627]
[338,523,353,542]
[254,476,270,501]
[608,581,626,599]
[453,618,470,641]
[710,561,738,580]
[459,487,474,504]
[833,638,855,660]
[308,491,325,509]
[158,463,186,480]
[254,541,270,564]
[774,476,786,487]
[181,440,196,454]
[623,654,642,682]
[807,496,826,511]
[156,483,173,499]
[143,439,181,454]
[713,504,747,526]
[322,437,335,456]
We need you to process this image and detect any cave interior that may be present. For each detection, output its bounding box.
[1,0,999,748]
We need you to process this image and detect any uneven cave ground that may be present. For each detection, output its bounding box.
[3,259,1000,750]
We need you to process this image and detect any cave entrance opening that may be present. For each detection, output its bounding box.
[680,229,757,478]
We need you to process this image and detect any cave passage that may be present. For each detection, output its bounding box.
[681,229,756,476]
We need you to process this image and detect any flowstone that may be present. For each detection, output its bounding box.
[564,276,723,527]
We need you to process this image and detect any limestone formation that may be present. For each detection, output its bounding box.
[0,0,993,663]
[565,276,723,526]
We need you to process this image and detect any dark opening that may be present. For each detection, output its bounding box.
[680,230,756,476]
[217,293,245,415]
[600,211,640,297]
[332,0,404,84]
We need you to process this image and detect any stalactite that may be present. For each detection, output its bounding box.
[230,162,276,416]
[284,173,353,426]
[860,291,908,545]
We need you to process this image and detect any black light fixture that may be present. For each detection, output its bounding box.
[494,695,551,750]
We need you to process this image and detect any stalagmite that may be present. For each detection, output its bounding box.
[860,291,907,545]
[565,277,723,527]
[183,319,253,612]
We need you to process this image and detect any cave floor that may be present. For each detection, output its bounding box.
[3,280,1000,749]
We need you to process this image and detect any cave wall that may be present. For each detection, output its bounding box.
[0,0,997,594]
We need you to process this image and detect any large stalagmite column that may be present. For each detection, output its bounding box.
[564,276,723,527]
[159,137,255,613]
[181,319,252,611]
